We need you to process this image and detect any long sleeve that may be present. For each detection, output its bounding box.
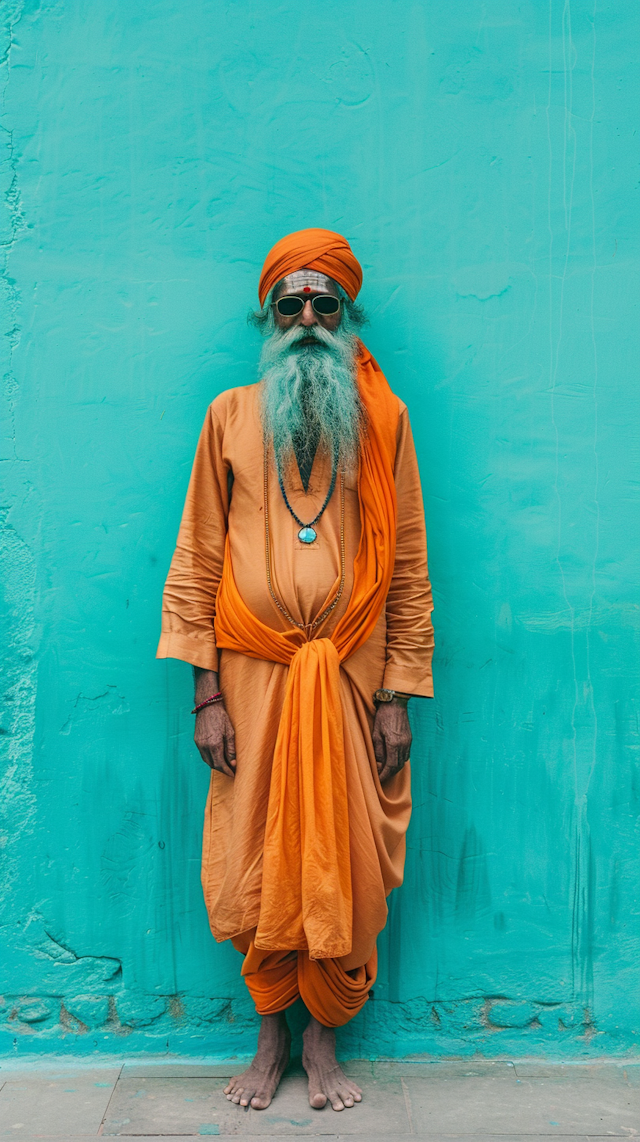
[382,405,435,697]
[156,402,230,670]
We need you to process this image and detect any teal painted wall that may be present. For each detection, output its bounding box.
[1,0,638,1059]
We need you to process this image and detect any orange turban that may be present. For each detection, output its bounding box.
[258,228,363,307]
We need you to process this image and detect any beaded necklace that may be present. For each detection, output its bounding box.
[275,448,338,544]
[264,446,345,633]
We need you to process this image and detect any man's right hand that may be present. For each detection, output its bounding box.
[194,702,237,778]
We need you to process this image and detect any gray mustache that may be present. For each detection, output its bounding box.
[279,324,337,350]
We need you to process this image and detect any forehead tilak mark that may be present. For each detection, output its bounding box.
[276,269,337,296]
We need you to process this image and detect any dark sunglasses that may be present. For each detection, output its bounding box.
[272,294,341,317]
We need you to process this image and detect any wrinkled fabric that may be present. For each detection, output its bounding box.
[234,930,377,1027]
[157,348,435,975]
[258,227,363,306]
[213,343,398,960]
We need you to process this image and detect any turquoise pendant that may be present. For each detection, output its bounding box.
[298,526,317,544]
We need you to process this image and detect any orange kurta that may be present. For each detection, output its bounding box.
[157,366,434,976]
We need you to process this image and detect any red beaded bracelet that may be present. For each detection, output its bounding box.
[191,692,223,714]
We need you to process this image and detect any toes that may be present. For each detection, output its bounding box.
[345,1083,362,1100]
[339,1077,362,1102]
[334,1079,361,1108]
[310,1090,327,1109]
[250,1094,271,1109]
[327,1086,346,1110]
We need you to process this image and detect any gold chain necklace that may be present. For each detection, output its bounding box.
[263,445,345,634]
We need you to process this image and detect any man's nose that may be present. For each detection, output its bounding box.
[299,300,317,326]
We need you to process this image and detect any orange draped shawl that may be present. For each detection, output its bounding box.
[213,343,398,961]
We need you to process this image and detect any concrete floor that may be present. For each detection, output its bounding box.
[0,1059,637,1140]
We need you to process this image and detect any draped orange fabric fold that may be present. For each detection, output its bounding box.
[214,343,399,961]
[237,938,377,1028]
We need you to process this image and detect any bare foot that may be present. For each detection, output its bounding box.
[224,1011,291,1109]
[302,1016,362,1111]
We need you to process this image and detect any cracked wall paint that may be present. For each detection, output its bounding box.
[1,0,638,1058]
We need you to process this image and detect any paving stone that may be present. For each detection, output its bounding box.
[102,1071,411,1135]
[404,1071,639,1135]
[369,1059,517,1081]
[5,1135,630,1142]
[514,1061,638,1084]
[2,1062,638,1138]
[122,1063,248,1079]
[0,1065,121,1084]
[0,1069,120,1136]
[0,1137,346,1142]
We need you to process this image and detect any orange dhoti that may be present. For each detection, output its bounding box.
[233,931,377,1028]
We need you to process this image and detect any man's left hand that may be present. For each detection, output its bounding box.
[372,699,412,784]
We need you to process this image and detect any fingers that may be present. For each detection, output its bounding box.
[194,705,237,778]
[376,733,395,783]
[372,728,386,774]
[396,739,411,768]
[205,745,236,778]
[379,763,403,784]
[224,716,237,771]
[378,741,411,785]
[374,702,412,784]
[214,755,236,779]
[196,740,235,778]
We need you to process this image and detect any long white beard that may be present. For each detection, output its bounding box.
[259,321,363,470]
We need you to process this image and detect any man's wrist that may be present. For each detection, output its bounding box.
[193,666,220,704]
[373,687,411,706]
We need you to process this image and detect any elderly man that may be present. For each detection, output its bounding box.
[157,229,434,1112]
